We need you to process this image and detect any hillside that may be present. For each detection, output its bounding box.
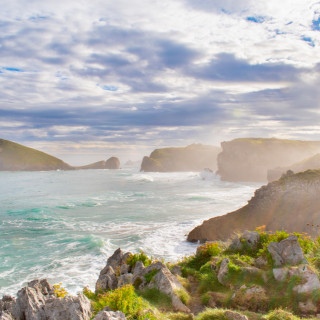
[217,138,320,182]
[188,169,320,242]
[267,153,320,182]
[0,139,73,171]
[140,144,220,172]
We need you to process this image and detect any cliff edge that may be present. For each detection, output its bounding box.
[140,144,220,172]
[217,138,320,182]
[188,169,320,242]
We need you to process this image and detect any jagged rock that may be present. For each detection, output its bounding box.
[107,249,125,270]
[13,279,55,320]
[171,266,182,276]
[0,313,14,320]
[12,279,91,320]
[171,295,190,313]
[267,235,307,266]
[229,231,260,252]
[43,293,91,320]
[217,258,229,286]
[117,274,133,288]
[95,266,118,293]
[133,261,145,276]
[299,299,317,314]
[93,311,127,320]
[225,310,248,320]
[0,296,16,317]
[273,265,320,294]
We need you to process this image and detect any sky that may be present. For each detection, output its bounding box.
[1,0,320,165]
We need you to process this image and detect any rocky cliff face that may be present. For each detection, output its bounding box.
[187,169,320,242]
[267,153,320,182]
[140,144,220,172]
[0,139,73,171]
[76,161,107,170]
[217,138,320,182]
[106,157,120,169]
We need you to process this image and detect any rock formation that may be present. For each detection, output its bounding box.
[0,139,73,171]
[217,138,320,182]
[76,161,108,170]
[140,144,220,172]
[268,153,320,182]
[96,248,190,313]
[105,157,120,169]
[0,279,91,320]
[188,169,320,242]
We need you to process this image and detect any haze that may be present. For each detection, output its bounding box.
[1,0,320,165]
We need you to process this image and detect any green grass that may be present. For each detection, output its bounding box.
[137,288,172,312]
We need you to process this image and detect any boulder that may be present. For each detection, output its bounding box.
[105,157,120,169]
[95,266,117,293]
[217,258,229,286]
[298,299,317,314]
[11,279,91,320]
[273,265,320,294]
[267,235,307,266]
[229,231,260,252]
[224,310,248,320]
[93,311,126,320]
[43,294,91,320]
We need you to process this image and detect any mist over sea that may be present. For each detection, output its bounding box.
[0,166,261,296]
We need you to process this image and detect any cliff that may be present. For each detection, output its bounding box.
[0,139,73,171]
[217,138,320,182]
[187,169,320,242]
[140,144,220,172]
[268,153,320,182]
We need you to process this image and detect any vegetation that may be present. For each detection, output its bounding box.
[53,283,68,298]
[81,230,320,320]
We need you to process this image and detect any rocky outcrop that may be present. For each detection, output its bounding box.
[188,169,320,242]
[140,144,220,172]
[217,138,320,182]
[93,311,126,320]
[0,139,73,171]
[96,249,190,313]
[76,161,108,170]
[106,157,120,169]
[268,153,320,182]
[0,279,91,320]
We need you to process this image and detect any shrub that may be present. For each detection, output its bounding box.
[137,288,172,311]
[194,308,228,320]
[167,313,193,320]
[127,250,153,268]
[83,285,156,320]
[263,309,300,320]
[201,293,211,305]
[53,283,68,298]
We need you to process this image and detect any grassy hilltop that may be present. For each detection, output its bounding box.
[0,139,73,171]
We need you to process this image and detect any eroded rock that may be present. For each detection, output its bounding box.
[217,258,229,286]
[229,231,260,252]
[267,235,307,266]
[93,311,127,320]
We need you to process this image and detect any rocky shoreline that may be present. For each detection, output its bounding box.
[2,229,320,320]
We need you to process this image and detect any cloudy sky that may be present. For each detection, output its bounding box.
[1,0,320,165]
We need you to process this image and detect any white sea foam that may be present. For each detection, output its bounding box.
[0,169,261,296]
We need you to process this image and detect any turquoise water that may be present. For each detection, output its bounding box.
[0,167,260,296]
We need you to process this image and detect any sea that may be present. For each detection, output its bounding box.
[0,166,261,297]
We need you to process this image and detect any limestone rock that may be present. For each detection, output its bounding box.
[93,311,127,320]
[217,258,229,286]
[299,299,317,314]
[225,310,248,320]
[133,261,145,276]
[254,256,268,268]
[43,293,91,320]
[229,231,260,252]
[105,157,120,169]
[0,313,14,320]
[273,265,320,294]
[117,274,133,288]
[95,266,118,293]
[171,265,182,276]
[267,235,307,266]
[0,296,16,317]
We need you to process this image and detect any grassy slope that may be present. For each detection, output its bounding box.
[0,139,73,171]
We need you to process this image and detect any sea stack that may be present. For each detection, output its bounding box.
[106,157,120,169]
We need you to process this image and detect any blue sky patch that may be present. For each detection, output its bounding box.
[102,85,118,91]
[3,67,23,72]
[312,17,320,31]
[302,36,315,47]
[246,16,265,23]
